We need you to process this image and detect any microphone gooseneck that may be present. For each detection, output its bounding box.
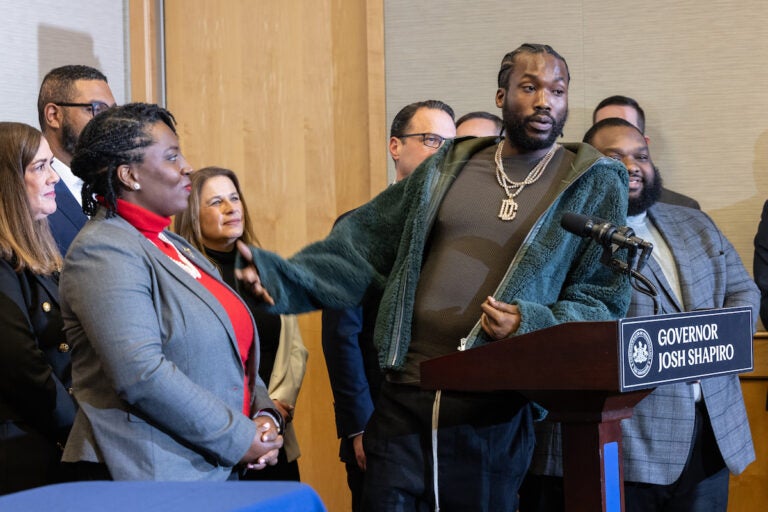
[561,211,660,314]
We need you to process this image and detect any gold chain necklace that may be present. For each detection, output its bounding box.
[494,140,559,221]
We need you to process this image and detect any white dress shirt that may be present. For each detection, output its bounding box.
[52,157,84,207]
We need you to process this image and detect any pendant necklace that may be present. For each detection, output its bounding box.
[495,140,559,221]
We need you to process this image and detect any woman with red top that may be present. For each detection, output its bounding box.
[174,167,308,482]
[58,103,282,481]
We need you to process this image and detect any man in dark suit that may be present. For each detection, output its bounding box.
[521,118,756,512]
[754,204,768,327]
[593,95,700,210]
[37,65,116,255]
[321,99,455,512]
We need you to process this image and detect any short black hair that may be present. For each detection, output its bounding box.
[71,103,177,217]
[582,117,643,145]
[390,100,455,137]
[37,65,109,130]
[497,43,570,90]
[592,95,646,133]
[455,111,503,130]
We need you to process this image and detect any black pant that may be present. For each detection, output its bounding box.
[362,381,533,512]
[60,461,113,482]
[339,437,365,512]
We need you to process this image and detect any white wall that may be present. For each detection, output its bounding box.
[0,0,128,127]
[383,0,768,275]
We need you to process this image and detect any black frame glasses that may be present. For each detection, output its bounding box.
[54,102,112,118]
[398,132,451,149]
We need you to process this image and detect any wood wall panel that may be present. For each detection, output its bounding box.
[128,0,161,104]
[145,1,386,510]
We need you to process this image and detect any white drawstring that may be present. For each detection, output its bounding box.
[431,389,442,512]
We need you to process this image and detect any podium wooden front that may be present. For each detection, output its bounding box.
[420,320,649,512]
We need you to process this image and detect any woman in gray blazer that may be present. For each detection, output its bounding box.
[59,103,283,481]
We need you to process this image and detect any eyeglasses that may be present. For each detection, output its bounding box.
[54,101,113,118]
[398,132,451,149]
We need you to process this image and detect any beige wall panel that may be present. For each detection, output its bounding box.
[0,0,127,126]
[161,1,384,510]
[384,0,768,284]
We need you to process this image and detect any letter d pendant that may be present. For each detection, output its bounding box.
[498,198,518,221]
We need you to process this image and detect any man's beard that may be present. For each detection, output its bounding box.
[503,106,568,152]
[61,118,79,157]
[628,165,663,216]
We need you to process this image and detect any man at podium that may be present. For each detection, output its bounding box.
[236,44,632,512]
[521,118,757,512]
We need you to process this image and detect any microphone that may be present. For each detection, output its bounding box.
[560,212,652,253]
[562,212,658,310]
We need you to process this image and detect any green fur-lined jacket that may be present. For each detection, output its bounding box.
[249,137,631,371]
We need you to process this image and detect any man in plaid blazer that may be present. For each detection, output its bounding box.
[520,118,757,512]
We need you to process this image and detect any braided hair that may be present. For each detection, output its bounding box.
[497,43,570,90]
[71,103,177,217]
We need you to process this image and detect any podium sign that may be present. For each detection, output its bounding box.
[420,306,756,512]
[619,306,753,391]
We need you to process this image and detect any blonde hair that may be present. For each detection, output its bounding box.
[0,122,62,274]
[174,166,258,264]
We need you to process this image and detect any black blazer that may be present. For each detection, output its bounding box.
[320,209,384,461]
[0,258,75,494]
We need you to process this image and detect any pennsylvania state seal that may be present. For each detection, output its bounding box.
[628,328,653,378]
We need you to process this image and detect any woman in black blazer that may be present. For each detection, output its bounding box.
[0,122,76,494]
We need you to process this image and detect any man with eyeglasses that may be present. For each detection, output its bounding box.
[239,43,630,511]
[37,65,116,254]
[322,100,455,512]
[388,100,457,180]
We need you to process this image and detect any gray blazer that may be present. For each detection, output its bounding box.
[59,209,273,480]
[530,203,757,485]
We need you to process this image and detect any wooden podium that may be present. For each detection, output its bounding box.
[420,309,754,512]
[421,320,642,512]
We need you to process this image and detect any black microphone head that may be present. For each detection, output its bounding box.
[560,212,593,236]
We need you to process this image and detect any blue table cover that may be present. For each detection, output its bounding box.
[0,481,326,512]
